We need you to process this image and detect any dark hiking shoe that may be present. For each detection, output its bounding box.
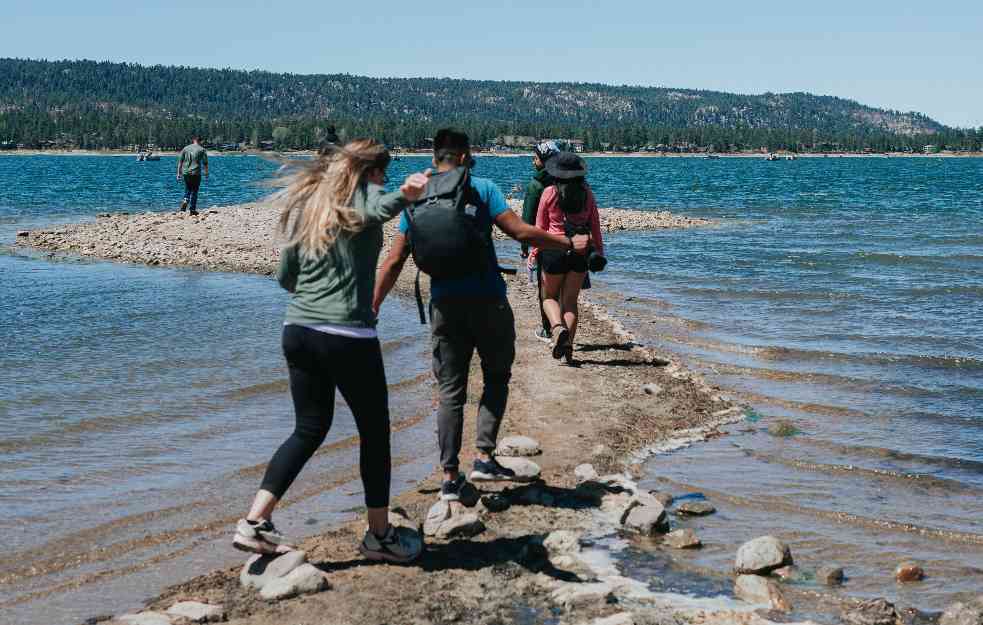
[179,199,188,212]
[534,327,552,344]
[359,525,422,563]
[233,518,295,555]
[440,474,467,501]
[470,457,517,482]
[551,327,571,360]
[189,209,199,216]
[563,344,575,365]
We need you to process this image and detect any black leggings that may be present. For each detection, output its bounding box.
[259,325,391,508]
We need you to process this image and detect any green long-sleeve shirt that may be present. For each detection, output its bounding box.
[521,168,553,254]
[277,183,408,328]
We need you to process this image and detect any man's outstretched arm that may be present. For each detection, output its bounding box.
[373,234,411,314]
[494,210,588,253]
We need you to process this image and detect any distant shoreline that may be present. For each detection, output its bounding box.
[2,149,981,158]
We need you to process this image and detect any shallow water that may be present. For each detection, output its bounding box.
[2,154,982,621]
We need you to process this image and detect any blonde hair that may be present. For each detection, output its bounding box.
[272,139,391,257]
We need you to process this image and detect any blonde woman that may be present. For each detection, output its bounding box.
[233,140,429,562]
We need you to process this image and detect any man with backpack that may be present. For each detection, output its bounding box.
[522,141,560,342]
[373,128,588,501]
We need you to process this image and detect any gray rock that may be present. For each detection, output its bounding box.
[842,599,900,625]
[165,601,225,623]
[629,490,664,510]
[543,530,581,555]
[642,383,663,396]
[496,456,541,482]
[734,536,793,574]
[649,490,674,507]
[734,575,792,611]
[259,563,329,600]
[479,493,510,513]
[551,581,617,608]
[594,613,636,625]
[575,463,600,483]
[817,565,845,586]
[663,528,701,549]
[676,501,715,516]
[496,435,542,457]
[240,550,308,590]
[622,503,669,535]
[16,230,29,237]
[939,597,983,625]
[116,613,172,625]
[423,500,452,537]
[895,561,925,583]
[434,512,485,539]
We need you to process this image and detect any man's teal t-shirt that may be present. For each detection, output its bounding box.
[399,175,509,301]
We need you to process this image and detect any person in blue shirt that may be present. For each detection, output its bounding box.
[374,129,588,501]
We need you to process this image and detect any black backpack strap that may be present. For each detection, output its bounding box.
[414,269,427,324]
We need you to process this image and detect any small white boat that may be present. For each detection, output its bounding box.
[705,154,720,159]
[765,153,779,161]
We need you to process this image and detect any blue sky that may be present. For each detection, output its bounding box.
[2,1,981,128]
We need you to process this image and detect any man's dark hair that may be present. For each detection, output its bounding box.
[191,134,201,142]
[434,128,471,164]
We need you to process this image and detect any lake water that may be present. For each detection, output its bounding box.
[1,154,981,623]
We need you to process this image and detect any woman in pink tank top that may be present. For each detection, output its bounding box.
[528,153,604,364]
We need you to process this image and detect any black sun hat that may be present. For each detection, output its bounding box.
[545,152,588,179]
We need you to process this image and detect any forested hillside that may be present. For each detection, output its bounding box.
[1,58,979,151]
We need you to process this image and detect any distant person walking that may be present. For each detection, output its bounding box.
[373,129,588,502]
[177,135,208,215]
[529,153,605,365]
[233,139,429,563]
[521,140,560,342]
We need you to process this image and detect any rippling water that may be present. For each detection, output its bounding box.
[1,154,981,621]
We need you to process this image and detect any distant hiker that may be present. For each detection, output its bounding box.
[177,135,209,215]
[528,152,605,365]
[522,140,560,342]
[234,139,429,563]
[373,128,588,502]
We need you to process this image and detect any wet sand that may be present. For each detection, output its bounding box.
[13,204,911,625]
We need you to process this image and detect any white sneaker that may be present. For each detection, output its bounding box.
[358,525,422,563]
[233,518,295,555]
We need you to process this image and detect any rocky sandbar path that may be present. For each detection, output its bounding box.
[14,201,712,274]
[13,204,867,625]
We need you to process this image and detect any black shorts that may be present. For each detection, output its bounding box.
[540,249,588,274]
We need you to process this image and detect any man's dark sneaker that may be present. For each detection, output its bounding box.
[440,474,467,501]
[469,457,517,482]
[359,525,421,563]
[179,199,188,212]
[534,327,552,344]
[233,518,295,554]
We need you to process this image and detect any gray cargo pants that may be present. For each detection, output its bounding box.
[430,297,516,471]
